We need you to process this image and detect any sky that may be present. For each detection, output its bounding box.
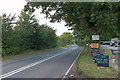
[0,0,72,36]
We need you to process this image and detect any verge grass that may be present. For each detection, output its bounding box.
[2,47,62,60]
[78,47,118,78]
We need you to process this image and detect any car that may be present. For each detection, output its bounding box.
[100,41,110,49]
[108,42,120,50]
[100,41,104,45]
[115,42,120,47]
[109,43,116,50]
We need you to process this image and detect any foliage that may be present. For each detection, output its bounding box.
[2,14,16,55]
[73,26,91,46]
[2,12,58,56]
[24,2,120,41]
[105,48,112,58]
[58,32,74,47]
[28,25,58,49]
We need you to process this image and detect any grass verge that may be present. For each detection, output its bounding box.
[2,47,63,60]
[78,47,118,78]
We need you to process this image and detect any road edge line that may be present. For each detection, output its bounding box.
[62,47,84,79]
[1,48,77,79]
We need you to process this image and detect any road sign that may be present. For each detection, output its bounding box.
[96,55,109,67]
[94,53,101,63]
[91,43,99,48]
[92,35,99,40]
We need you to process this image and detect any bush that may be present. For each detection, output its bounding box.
[105,48,112,58]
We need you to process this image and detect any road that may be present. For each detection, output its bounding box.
[1,45,84,79]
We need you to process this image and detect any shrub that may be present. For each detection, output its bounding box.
[105,48,112,59]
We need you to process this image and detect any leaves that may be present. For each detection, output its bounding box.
[2,11,58,56]
[24,2,119,40]
[58,32,74,47]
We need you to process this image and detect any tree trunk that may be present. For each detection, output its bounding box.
[87,26,96,54]
[89,26,96,35]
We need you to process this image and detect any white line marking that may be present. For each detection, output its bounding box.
[62,47,84,79]
[0,48,77,79]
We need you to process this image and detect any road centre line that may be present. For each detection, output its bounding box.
[2,48,67,65]
[1,48,77,79]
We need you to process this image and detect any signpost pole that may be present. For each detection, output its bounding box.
[107,67,109,72]
[98,67,100,71]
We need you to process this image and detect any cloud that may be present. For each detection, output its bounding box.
[0,0,27,15]
[0,1,72,36]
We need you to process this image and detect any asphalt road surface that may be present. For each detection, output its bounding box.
[1,45,84,79]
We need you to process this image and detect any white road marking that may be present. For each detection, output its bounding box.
[0,48,77,79]
[62,47,84,79]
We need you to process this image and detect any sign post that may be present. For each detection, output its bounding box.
[91,35,110,71]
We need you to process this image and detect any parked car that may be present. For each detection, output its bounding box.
[100,41,104,45]
[115,42,120,47]
[108,42,120,50]
[109,43,116,50]
[100,41,110,49]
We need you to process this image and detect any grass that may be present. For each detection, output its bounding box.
[2,47,62,60]
[78,47,118,78]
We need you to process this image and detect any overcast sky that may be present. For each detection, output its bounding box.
[0,0,72,36]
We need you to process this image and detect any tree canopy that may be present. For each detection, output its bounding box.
[24,2,120,40]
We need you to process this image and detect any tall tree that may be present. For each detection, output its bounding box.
[16,11,58,50]
[2,14,16,55]
[24,2,119,40]
[16,10,40,50]
[1,12,58,56]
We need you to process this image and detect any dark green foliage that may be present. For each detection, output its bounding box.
[1,12,58,56]
[2,14,17,55]
[24,2,120,40]
[28,25,58,49]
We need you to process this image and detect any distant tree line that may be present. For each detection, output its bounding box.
[58,32,75,47]
[1,11,74,56]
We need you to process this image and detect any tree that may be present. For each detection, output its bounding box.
[58,32,74,46]
[24,2,120,40]
[16,11,58,50]
[1,12,58,56]
[28,24,58,49]
[2,14,16,55]
[16,10,40,50]
[39,25,58,49]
